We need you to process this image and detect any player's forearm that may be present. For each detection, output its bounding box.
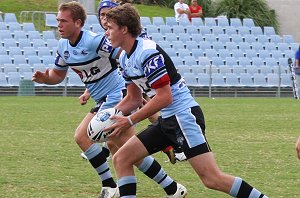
[46,69,66,84]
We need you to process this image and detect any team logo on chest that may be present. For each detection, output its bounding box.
[64,51,70,60]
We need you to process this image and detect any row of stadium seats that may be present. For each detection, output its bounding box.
[183,72,292,87]
[0,68,292,88]
[0,30,56,40]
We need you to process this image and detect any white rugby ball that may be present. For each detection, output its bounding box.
[87,108,122,142]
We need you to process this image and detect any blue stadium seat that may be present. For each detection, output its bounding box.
[178,49,190,58]
[178,33,190,42]
[203,34,217,43]
[186,25,198,35]
[183,72,198,86]
[243,18,255,27]
[152,17,165,26]
[150,32,164,42]
[8,46,22,56]
[0,72,9,86]
[42,30,55,39]
[250,27,263,35]
[165,48,177,57]
[146,25,159,35]
[18,38,32,48]
[282,35,294,44]
[159,25,172,35]
[184,56,197,66]
[7,71,21,86]
[224,26,237,36]
[178,18,191,26]
[237,26,250,35]
[173,25,186,34]
[45,39,58,49]
[191,49,204,58]
[244,34,257,43]
[253,73,267,87]
[190,34,203,42]
[199,41,211,50]
[216,17,229,27]
[211,26,224,35]
[244,49,258,58]
[199,26,212,35]
[27,30,41,40]
[211,41,225,51]
[165,33,177,42]
[0,30,13,40]
[239,73,254,86]
[204,49,218,58]
[218,49,231,59]
[225,57,238,66]
[230,18,242,27]
[257,35,269,44]
[0,55,12,64]
[13,30,27,40]
[22,23,36,32]
[140,16,152,26]
[191,18,204,26]
[13,55,27,65]
[8,22,21,32]
[185,41,198,51]
[4,13,18,23]
[27,55,41,66]
[257,49,270,59]
[225,42,238,50]
[232,65,245,75]
[165,17,177,26]
[251,57,264,66]
[171,40,185,49]
[86,15,98,25]
[263,26,276,36]
[45,14,57,28]
[238,57,251,66]
[197,73,210,86]
[251,42,264,51]
[204,17,216,26]
[23,47,36,57]
[269,35,281,44]
[225,73,240,86]
[211,73,226,86]
[211,56,224,66]
[217,34,230,43]
[266,73,279,87]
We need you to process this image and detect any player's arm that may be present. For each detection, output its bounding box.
[177,7,190,15]
[130,84,172,124]
[32,68,67,85]
[115,83,143,116]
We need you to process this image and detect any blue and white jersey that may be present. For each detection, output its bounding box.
[118,37,198,118]
[54,30,125,102]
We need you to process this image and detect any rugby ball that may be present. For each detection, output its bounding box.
[87,108,122,142]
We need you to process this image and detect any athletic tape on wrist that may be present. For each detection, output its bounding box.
[127,116,134,126]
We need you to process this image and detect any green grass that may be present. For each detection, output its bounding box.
[0,96,299,197]
[0,0,174,21]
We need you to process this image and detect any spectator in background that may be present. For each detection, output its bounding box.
[296,136,300,159]
[174,0,190,22]
[189,0,203,21]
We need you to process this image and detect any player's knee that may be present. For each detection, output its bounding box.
[74,126,87,145]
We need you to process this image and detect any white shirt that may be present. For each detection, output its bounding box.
[174,2,189,22]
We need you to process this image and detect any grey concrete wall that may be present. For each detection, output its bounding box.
[266,0,300,42]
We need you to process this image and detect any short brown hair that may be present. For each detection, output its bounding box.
[106,3,141,37]
[58,1,86,27]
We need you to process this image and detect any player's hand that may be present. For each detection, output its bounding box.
[32,68,50,84]
[106,115,131,137]
[295,136,300,159]
[79,91,90,105]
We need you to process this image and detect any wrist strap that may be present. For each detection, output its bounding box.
[127,116,134,126]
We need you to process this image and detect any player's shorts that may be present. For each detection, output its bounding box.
[137,106,211,160]
[90,89,127,113]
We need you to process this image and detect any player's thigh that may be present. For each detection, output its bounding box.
[75,112,94,137]
[108,126,136,149]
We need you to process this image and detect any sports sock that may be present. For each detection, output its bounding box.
[84,143,116,188]
[229,177,268,198]
[102,143,110,159]
[118,176,136,197]
[137,156,177,195]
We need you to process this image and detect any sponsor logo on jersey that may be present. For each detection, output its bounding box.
[64,51,70,60]
[81,50,88,55]
[101,38,112,53]
[144,54,164,75]
[73,50,78,55]
[96,111,111,122]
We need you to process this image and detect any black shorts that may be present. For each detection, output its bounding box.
[137,106,211,160]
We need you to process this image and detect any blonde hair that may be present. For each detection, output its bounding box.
[58,1,86,27]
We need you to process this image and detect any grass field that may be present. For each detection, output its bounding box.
[0,96,299,197]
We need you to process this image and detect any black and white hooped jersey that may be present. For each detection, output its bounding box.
[118,37,198,118]
[54,30,125,102]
